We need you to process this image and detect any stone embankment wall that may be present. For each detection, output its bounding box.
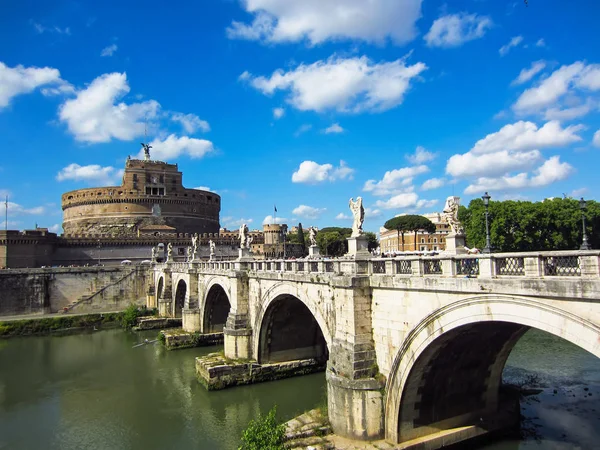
[0,267,150,316]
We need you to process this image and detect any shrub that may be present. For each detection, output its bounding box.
[239,406,285,450]
[121,304,146,329]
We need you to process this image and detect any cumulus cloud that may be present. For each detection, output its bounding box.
[594,130,600,147]
[464,156,574,194]
[446,121,582,179]
[100,44,118,57]
[363,165,428,196]
[364,207,382,219]
[194,186,216,193]
[335,213,350,220]
[56,163,124,186]
[424,13,492,48]
[0,62,69,109]
[544,103,594,121]
[512,62,600,115]
[374,192,419,210]
[6,202,45,215]
[323,123,344,134]
[48,224,61,233]
[499,35,523,56]
[292,204,326,219]
[142,134,215,161]
[406,146,435,164]
[242,55,427,113]
[292,160,354,184]
[226,0,423,46]
[512,60,546,86]
[294,124,312,136]
[421,177,445,190]
[273,107,285,119]
[59,72,160,143]
[536,38,546,47]
[171,112,210,133]
[262,215,286,225]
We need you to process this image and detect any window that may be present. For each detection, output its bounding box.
[133,174,138,182]
[178,247,185,255]
[421,238,425,243]
[146,187,152,195]
[159,175,164,184]
[146,174,151,182]
[434,238,438,243]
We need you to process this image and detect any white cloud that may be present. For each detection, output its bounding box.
[374,192,419,210]
[48,224,61,233]
[142,134,215,161]
[536,38,546,47]
[416,199,438,209]
[59,72,160,143]
[171,112,210,133]
[324,123,344,134]
[512,60,546,86]
[100,44,118,57]
[0,62,68,109]
[363,165,428,196]
[6,202,45,215]
[544,103,594,121]
[594,130,600,147]
[571,188,588,198]
[226,0,423,46]
[273,107,285,119]
[194,186,216,193]
[292,160,354,184]
[424,13,492,48]
[499,35,523,56]
[335,213,350,220]
[292,205,326,219]
[364,207,382,219]
[406,145,435,164]
[469,120,584,155]
[243,54,427,113]
[294,124,312,136]
[512,62,600,115]
[464,156,574,194]
[223,217,254,229]
[421,177,445,190]
[32,23,71,35]
[447,149,542,178]
[56,163,124,186]
[262,215,286,225]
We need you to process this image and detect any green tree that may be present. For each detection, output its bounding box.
[459,197,600,252]
[364,231,379,251]
[239,406,285,450]
[384,215,436,251]
[315,227,353,256]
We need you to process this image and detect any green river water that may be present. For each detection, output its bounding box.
[0,328,598,449]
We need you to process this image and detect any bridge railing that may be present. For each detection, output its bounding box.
[152,250,600,279]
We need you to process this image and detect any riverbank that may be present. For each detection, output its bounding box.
[0,306,157,338]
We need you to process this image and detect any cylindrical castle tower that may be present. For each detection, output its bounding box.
[61,157,220,237]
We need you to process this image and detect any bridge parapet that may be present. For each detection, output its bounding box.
[155,250,600,280]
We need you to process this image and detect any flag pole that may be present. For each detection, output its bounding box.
[4,195,7,232]
[273,205,276,225]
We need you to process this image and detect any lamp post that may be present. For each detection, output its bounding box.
[482,192,492,254]
[579,198,591,250]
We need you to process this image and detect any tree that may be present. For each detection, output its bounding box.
[297,223,306,256]
[384,215,436,251]
[364,231,379,251]
[458,197,600,252]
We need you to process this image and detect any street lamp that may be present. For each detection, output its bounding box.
[482,192,492,254]
[579,198,591,250]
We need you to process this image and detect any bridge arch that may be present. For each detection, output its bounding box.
[254,282,332,364]
[203,284,231,333]
[384,294,600,444]
[156,276,164,300]
[173,279,186,318]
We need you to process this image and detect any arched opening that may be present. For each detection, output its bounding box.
[385,296,600,445]
[258,294,328,364]
[174,280,186,318]
[203,285,231,333]
[156,277,164,300]
[396,321,528,443]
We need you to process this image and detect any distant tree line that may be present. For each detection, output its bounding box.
[458,197,600,252]
[286,224,377,257]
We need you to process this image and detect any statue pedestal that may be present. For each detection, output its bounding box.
[238,248,253,261]
[346,235,371,259]
[209,253,215,261]
[308,245,320,258]
[445,234,466,255]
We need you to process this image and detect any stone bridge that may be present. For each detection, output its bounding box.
[150,250,600,448]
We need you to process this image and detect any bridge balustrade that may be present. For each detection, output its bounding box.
[543,255,581,276]
[455,258,480,277]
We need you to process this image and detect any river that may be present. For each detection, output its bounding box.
[0,328,598,449]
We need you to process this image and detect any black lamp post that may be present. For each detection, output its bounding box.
[482,192,492,253]
[579,198,591,250]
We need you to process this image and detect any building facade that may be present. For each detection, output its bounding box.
[61,157,220,238]
[379,213,451,254]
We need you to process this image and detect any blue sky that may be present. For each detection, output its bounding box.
[1,0,599,234]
